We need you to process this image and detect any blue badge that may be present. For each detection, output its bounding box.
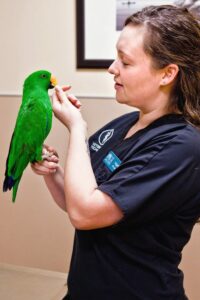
[103,151,122,172]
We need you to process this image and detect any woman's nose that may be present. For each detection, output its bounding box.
[108,60,119,75]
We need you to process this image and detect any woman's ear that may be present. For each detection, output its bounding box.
[160,64,179,86]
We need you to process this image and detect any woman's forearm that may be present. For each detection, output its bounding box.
[44,164,67,211]
[64,125,98,224]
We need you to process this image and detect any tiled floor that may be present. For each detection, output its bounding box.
[0,263,67,300]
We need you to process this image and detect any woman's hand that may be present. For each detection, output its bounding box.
[31,144,59,176]
[31,144,66,211]
[52,85,87,132]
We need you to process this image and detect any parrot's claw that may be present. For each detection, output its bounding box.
[42,149,54,160]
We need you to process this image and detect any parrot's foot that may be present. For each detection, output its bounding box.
[42,148,54,160]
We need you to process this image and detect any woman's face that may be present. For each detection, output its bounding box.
[108,24,165,112]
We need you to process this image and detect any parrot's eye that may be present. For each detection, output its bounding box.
[41,74,47,79]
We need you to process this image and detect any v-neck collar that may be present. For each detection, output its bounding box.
[122,113,185,142]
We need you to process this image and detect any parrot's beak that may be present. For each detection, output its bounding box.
[49,75,57,89]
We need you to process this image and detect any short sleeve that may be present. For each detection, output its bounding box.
[98,132,200,224]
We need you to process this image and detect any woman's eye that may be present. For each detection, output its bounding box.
[122,61,129,66]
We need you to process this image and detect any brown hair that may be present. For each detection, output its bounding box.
[125,5,200,127]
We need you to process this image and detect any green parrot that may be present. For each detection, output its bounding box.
[3,70,57,202]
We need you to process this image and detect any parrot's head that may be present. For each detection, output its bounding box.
[23,70,57,91]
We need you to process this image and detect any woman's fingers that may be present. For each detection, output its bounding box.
[51,85,84,128]
[68,94,82,109]
[31,144,59,175]
[42,144,59,162]
[54,85,81,109]
[62,85,71,92]
[31,160,58,176]
[42,149,59,161]
[43,155,59,163]
[55,85,68,103]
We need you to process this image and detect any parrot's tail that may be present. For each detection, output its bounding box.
[3,175,21,202]
[3,176,15,191]
[12,178,21,203]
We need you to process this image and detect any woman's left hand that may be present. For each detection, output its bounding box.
[52,85,86,132]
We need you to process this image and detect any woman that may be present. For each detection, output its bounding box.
[32,5,200,300]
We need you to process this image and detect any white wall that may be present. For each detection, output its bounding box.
[0,0,114,98]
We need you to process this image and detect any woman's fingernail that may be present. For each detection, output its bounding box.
[63,85,71,90]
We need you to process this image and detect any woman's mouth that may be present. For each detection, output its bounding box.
[114,82,123,90]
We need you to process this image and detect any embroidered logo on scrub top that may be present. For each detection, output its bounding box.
[98,129,114,145]
[91,129,114,152]
[103,151,122,172]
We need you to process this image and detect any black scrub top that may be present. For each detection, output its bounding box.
[67,111,200,300]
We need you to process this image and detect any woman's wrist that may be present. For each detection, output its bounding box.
[69,120,88,136]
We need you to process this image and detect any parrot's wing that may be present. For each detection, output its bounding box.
[3,96,52,201]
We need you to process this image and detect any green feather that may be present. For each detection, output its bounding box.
[3,70,55,202]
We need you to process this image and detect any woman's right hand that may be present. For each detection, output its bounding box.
[31,144,59,176]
